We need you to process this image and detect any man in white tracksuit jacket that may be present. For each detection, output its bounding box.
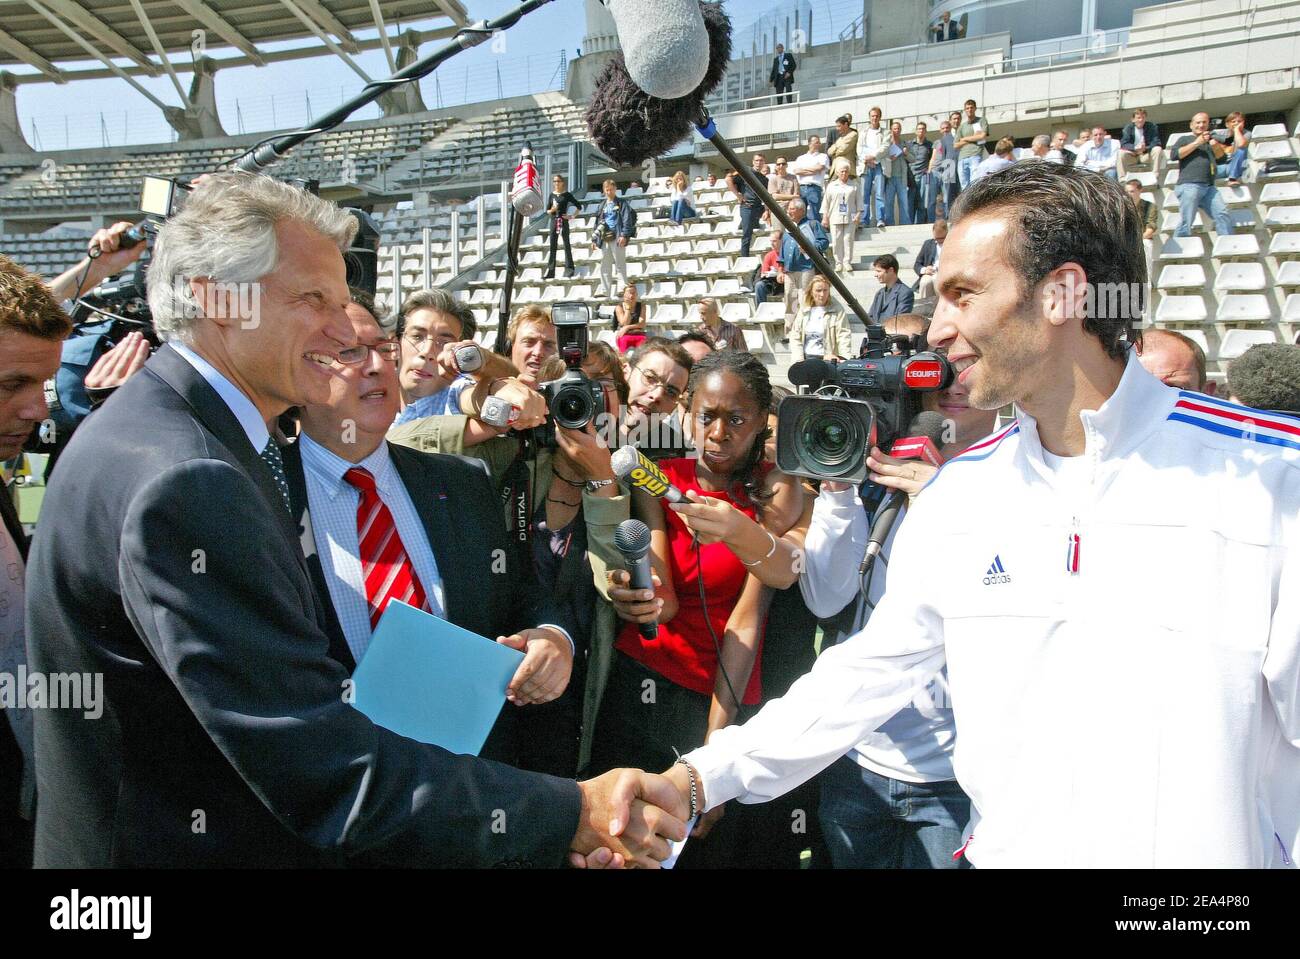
[660,162,1299,868]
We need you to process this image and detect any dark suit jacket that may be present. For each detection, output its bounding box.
[1121,121,1161,153]
[25,344,580,868]
[867,281,915,324]
[912,238,942,286]
[770,52,797,83]
[0,485,30,867]
[280,440,569,764]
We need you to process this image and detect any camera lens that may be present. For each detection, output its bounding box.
[796,403,865,475]
[554,384,595,429]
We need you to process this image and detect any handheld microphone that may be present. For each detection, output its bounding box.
[611,445,685,503]
[510,144,544,218]
[861,411,949,575]
[603,0,709,100]
[480,395,518,429]
[613,519,658,640]
[454,343,484,373]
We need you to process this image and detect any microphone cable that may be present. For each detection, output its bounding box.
[693,532,743,712]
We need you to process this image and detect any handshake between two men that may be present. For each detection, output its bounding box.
[572,762,701,868]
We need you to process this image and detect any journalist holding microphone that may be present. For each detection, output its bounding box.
[590,350,808,866]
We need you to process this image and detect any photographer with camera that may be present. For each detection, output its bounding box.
[47,221,147,307]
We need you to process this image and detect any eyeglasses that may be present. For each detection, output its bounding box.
[335,340,400,366]
[401,330,451,351]
[634,365,682,401]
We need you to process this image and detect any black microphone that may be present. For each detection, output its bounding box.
[614,519,658,640]
[788,357,835,392]
[860,411,949,575]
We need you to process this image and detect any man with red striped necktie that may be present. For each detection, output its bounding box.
[283,294,577,721]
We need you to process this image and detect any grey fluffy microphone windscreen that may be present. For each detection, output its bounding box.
[604,0,709,100]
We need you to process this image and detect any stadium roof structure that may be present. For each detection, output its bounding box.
[0,0,470,84]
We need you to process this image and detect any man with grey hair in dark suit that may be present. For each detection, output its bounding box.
[25,172,686,868]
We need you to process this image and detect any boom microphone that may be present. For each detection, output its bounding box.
[585,2,732,167]
[611,445,685,503]
[603,0,709,100]
[613,519,658,640]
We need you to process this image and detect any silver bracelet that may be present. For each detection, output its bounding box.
[674,757,699,820]
[740,529,778,567]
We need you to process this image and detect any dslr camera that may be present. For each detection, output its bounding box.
[535,301,604,447]
[776,324,954,484]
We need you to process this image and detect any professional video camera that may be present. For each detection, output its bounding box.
[534,301,605,447]
[776,324,954,484]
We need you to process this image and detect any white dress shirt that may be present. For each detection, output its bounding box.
[171,342,270,454]
[298,434,446,663]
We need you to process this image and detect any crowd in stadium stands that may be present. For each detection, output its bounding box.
[2,78,1299,871]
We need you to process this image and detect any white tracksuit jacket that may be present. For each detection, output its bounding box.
[687,352,1300,868]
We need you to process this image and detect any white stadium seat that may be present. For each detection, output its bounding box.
[1265,207,1300,229]
[1157,265,1206,290]
[1158,236,1203,260]
[678,280,709,299]
[1276,261,1300,287]
[1259,182,1300,205]
[1213,262,1266,291]
[1283,293,1300,323]
[1155,295,1208,324]
[1211,234,1259,259]
[1179,328,1210,356]
[1269,233,1300,257]
[1214,294,1272,323]
[1250,140,1295,162]
[1218,328,1276,359]
[1250,123,1288,141]
[754,302,787,324]
[710,278,743,298]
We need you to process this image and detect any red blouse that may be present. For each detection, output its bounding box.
[614,458,770,705]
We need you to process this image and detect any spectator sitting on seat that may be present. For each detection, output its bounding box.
[1124,178,1159,270]
[1080,127,1120,179]
[754,228,786,306]
[1168,112,1234,238]
[614,283,647,353]
[1118,108,1163,178]
[789,274,850,362]
[778,198,829,327]
[676,331,716,367]
[1226,343,1300,413]
[1222,111,1252,187]
[1136,329,1215,395]
[707,172,718,187]
[669,171,698,229]
[972,137,1016,183]
[913,219,947,300]
[1046,129,1076,166]
[693,297,746,353]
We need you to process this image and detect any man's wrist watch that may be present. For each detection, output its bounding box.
[585,478,617,493]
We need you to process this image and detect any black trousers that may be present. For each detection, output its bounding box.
[773,77,793,104]
[589,651,799,869]
[738,202,764,257]
[546,217,573,276]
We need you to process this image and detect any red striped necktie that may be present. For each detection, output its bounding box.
[343,466,428,629]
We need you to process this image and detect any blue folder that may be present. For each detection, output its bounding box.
[350,600,524,756]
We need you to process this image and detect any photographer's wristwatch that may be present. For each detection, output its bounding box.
[585,478,616,493]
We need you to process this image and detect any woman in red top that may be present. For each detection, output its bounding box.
[589,350,806,860]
